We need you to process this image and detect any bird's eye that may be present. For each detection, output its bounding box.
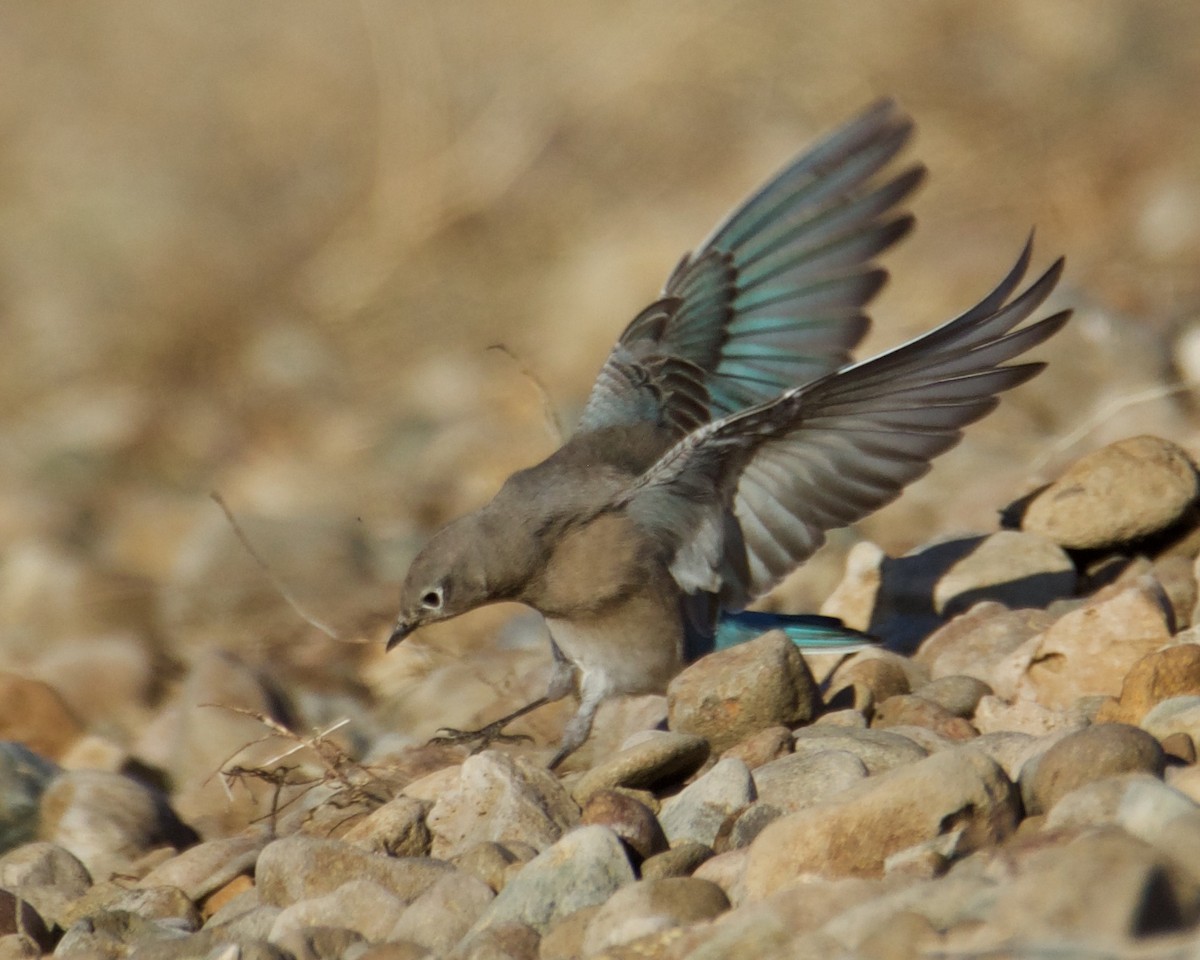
[420,587,444,611]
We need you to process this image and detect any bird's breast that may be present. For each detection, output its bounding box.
[525,511,661,618]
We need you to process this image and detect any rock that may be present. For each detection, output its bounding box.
[1020,436,1200,549]
[272,926,367,960]
[37,769,198,879]
[1155,554,1197,630]
[141,648,301,836]
[447,919,539,960]
[539,906,600,960]
[720,726,792,770]
[729,803,785,849]
[820,541,885,631]
[1018,581,1175,708]
[401,763,462,804]
[452,842,524,894]
[972,695,1078,736]
[580,877,730,954]
[427,751,578,860]
[969,731,1041,780]
[267,877,403,944]
[388,870,496,954]
[64,881,200,931]
[871,695,978,739]
[751,750,868,814]
[0,743,59,855]
[1096,643,1200,726]
[826,651,912,714]
[1045,772,1181,831]
[0,672,84,761]
[639,841,714,881]
[1164,731,1197,763]
[915,675,993,718]
[341,794,430,857]
[959,829,1198,948]
[658,757,755,846]
[201,875,254,920]
[743,747,1019,894]
[54,909,192,958]
[0,840,91,928]
[470,825,634,935]
[137,830,267,903]
[1116,799,1200,892]
[1141,695,1200,743]
[932,530,1076,616]
[579,789,667,861]
[570,731,709,804]
[256,836,454,907]
[0,891,52,954]
[692,847,750,900]
[1021,723,1166,816]
[914,603,1055,684]
[667,632,820,753]
[791,726,928,773]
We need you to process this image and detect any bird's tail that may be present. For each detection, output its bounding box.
[713,609,878,653]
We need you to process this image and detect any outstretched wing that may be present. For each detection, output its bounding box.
[620,240,1069,609]
[578,98,925,439]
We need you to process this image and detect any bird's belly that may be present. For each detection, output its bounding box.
[545,595,684,699]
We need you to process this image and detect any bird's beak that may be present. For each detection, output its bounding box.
[386,618,414,651]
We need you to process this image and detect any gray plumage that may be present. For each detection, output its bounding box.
[387,99,1069,766]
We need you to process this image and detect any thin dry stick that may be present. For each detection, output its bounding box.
[488,342,565,444]
[209,492,340,640]
[1029,380,1197,475]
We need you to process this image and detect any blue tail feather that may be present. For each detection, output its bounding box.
[714,610,877,653]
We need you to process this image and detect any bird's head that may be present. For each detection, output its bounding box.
[386,513,496,649]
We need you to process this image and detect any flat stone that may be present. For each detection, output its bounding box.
[791,726,928,774]
[137,831,267,902]
[751,750,868,814]
[256,835,454,907]
[658,758,755,846]
[470,825,634,935]
[639,841,714,881]
[388,869,496,954]
[743,746,1019,894]
[570,730,709,804]
[267,877,406,944]
[580,877,730,955]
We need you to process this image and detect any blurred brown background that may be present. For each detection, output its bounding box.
[2,2,1199,760]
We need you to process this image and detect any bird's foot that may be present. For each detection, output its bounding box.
[429,721,534,753]
[426,696,551,755]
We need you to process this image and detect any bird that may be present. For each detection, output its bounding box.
[386,99,1069,768]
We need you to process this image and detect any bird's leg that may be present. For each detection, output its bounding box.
[428,643,576,754]
[547,667,608,770]
[548,696,601,770]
